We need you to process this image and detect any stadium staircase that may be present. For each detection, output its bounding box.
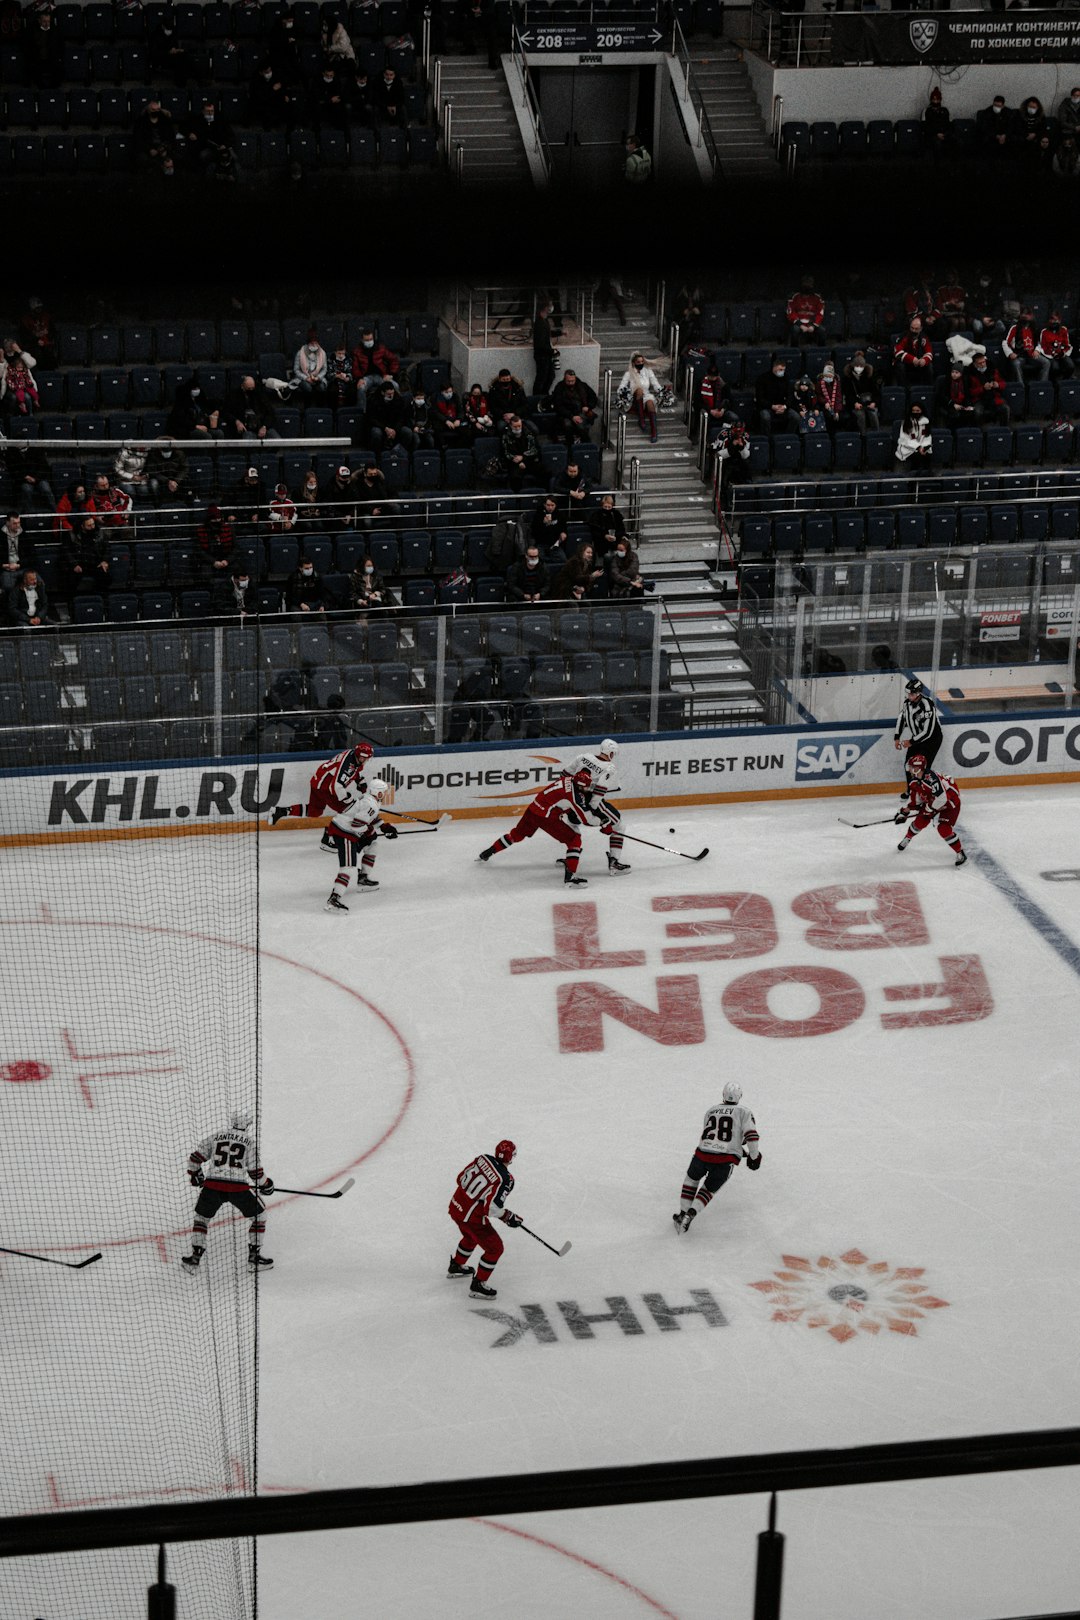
[593,294,758,724]
[435,54,532,185]
[689,45,781,183]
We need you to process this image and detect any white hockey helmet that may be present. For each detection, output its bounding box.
[230,1109,254,1132]
[598,738,618,761]
[367,777,390,802]
[722,1081,743,1105]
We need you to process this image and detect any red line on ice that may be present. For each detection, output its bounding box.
[474,1517,682,1618]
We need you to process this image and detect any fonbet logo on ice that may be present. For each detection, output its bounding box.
[750,1249,949,1345]
[794,734,880,782]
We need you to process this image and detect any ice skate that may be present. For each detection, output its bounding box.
[564,871,588,885]
[955,850,967,867]
[672,1212,685,1232]
[680,1209,697,1234]
[477,847,495,861]
[319,828,336,853]
[268,807,290,826]
[897,839,909,853]
[248,1249,274,1270]
[447,1259,475,1279]
[469,1278,497,1299]
[180,1250,203,1271]
[325,890,349,913]
[607,854,631,874]
[355,871,379,889]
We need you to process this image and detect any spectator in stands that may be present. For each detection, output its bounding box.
[183,98,235,171]
[367,378,414,451]
[969,278,1005,346]
[293,332,329,398]
[841,351,880,432]
[296,469,324,527]
[286,557,328,613]
[113,443,149,501]
[966,351,1010,425]
[349,555,389,610]
[894,405,932,473]
[698,357,734,433]
[0,340,38,418]
[196,504,235,577]
[530,496,569,560]
[434,382,472,448]
[597,274,628,327]
[488,367,530,427]
[586,492,627,559]
[1,512,34,597]
[464,383,494,435]
[711,419,751,509]
[149,11,197,86]
[934,363,976,428]
[326,342,355,409]
[923,86,952,162]
[756,355,800,436]
[506,545,549,604]
[145,438,191,507]
[269,483,296,533]
[405,385,436,450]
[87,475,133,537]
[25,6,61,87]
[168,377,223,439]
[18,297,56,371]
[374,64,407,127]
[314,65,352,131]
[54,479,89,533]
[815,361,843,434]
[1015,96,1047,162]
[624,133,652,185]
[551,369,599,449]
[14,446,55,512]
[532,299,558,397]
[977,95,1016,162]
[351,327,401,396]
[266,8,302,82]
[606,537,645,599]
[1053,134,1080,179]
[617,352,662,443]
[325,14,356,63]
[226,375,281,441]
[133,97,180,167]
[674,282,703,342]
[249,62,290,129]
[320,464,356,534]
[351,68,377,130]
[218,568,259,619]
[553,541,603,601]
[792,371,816,423]
[936,271,967,334]
[233,466,266,535]
[1057,85,1080,140]
[1036,312,1074,381]
[61,515,108,605]
[499,414,543,490]
[893,315,934,380]
[903,272,940,334]
[352,461,395,531]
[456,0,499,68]
[551,458,593,523]
[8,567,49,628]
[1003,307,1050,383]
[785,275,824,346]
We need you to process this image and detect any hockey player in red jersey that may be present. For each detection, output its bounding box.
[324,776,398,911]
[674,1081,761,1235]
[182,1110,275,1272]
[448,1140,523,1299]
[268,741,375,828]
[477,770,597,885]
[895,754,966,866]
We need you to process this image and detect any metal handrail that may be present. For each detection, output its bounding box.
[628,454,640,527]
[772,92,784,152]
[670,15,720,177]
[511,21,553,183]
[614,409,627,487]
[601,367,614,451]
[729,464,1080,516]
[668,320,680,380]
[421,7,431,80]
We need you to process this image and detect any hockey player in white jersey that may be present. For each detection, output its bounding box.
[182,1110,275,1271]
[566,738,630,874]
[673,1081,761,1234]
[324,776,398,911]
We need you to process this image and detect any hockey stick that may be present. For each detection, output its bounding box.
[391,810,452,829]
[0,1245,102,1270]
[519,1223,572,1258]
[837,816,901,829]
[622,833,709,862]
[273,1177,355,1200]
[390,825,442,836]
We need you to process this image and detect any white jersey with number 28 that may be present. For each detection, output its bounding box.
[695,1102,759,1163]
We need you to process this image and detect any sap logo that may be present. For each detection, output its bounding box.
[795,735,880,781]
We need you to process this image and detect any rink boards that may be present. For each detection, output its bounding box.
[3,711,1080,843]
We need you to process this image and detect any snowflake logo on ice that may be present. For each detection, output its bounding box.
[749,1249,949,1344]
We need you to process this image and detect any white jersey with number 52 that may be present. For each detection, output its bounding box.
[695,1102,760,1164]
[189,1128,261,1186]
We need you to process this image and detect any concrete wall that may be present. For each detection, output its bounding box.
[744,54,1080,124]
[657,58,709,186]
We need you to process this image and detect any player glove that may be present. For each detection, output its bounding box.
[189,1170,205,1188]
[894,809,910,823]
[257,1178,275,1197]
[380,821,398,839]
[745,1155,762,1172]
[502,1210,523,1228]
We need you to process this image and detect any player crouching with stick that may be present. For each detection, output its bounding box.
[324,777,398,911]
[895,754,967,867]
[448,1140,523,1299]
[567,739,630,874]
[675,1082,761,1235]
[182,1110,274,1272]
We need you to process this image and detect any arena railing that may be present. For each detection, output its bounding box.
[2,1425,1078,1618]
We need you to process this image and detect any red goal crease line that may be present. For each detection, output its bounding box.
[1,769,1078,849]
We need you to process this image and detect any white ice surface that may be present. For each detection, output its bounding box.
[6,786,1080,1618]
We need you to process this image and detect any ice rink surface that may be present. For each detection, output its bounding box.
[6,783,1080,1618]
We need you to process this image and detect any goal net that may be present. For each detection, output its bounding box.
[0,622,263,1619]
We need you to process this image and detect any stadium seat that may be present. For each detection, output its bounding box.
[895,511,926,548]
[139,590,174,620]
[809,120,838,158]
[832,432,862,471]
[959,506,989,545]
[802,433,832,473]
[927,509,955,547]
[894,119,922,156]
[519,612,553,654]
[782,120,809,157]
[833,513,865,551]
[1051,501,1079,539]
[1020,503,1049,542]
[954,427,983,465]
[989,506,1018,545]
[866,121,893,158]
[838,119,867,158]
[73,595,108,625]
[771,435,801,474]
[984,428,1014,465]
[1014,427,1043,464]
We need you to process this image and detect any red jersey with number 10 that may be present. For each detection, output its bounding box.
[449,1153,514,1224]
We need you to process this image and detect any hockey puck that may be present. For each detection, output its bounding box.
[669,827,676,833]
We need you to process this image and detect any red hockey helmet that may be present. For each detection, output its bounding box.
[353,742,374,764]
[572,767,594,789]
[494,1139,517,1165]
[908,754,927,777]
